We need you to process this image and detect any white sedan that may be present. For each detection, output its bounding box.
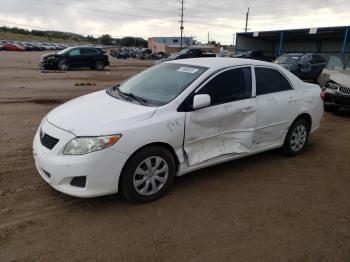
[33,58,324,203]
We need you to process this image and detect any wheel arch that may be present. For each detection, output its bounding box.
[118,142,180,191]
[292,112,312,131]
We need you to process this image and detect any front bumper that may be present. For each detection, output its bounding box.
[324,91,350,108]
[33,120,129,197]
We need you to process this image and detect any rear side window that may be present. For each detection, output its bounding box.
[198,67,252,105]
[255,67,292,95]
[81,48,99,55]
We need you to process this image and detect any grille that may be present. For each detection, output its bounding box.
[339,86,350,95]
[40,130,59,150]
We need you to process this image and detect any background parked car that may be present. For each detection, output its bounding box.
[318,56,350,112]
[1,43,25,51]
[276,53,326,82]
[234,51,275,62]
[40,46,110,71]
[159,48,216,63]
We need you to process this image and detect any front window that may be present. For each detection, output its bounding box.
[57,47,74,55]
[68,49,80,56]
[198,67,252,105]
[110,63,207,106]
[179,48,190,55]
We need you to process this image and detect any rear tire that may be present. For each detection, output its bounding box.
[120,146,176,203]
[280,118,310,157]
[95,60,105,71]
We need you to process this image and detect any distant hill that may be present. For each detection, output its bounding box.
[0,26,88,43]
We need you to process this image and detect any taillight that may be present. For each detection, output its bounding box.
[320,92,325,101]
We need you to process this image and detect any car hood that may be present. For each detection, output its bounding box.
[46,90,157,136]
[42,52,58,59]
[329,70,350,88]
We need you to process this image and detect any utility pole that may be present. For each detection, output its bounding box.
[208,31,210,44]
[179,0,185,50]
[245,7,249,33]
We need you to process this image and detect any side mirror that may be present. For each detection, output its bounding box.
[193,94,211,110]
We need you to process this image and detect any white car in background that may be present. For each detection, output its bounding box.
[33,58,324,203]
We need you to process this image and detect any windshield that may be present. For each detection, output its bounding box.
[57,47,74,55]
[112,63,207,106]
[276,55,301,64]
[326,56,344,70]
[179,48,190,55]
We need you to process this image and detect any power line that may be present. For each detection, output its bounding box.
[179,0,185,50]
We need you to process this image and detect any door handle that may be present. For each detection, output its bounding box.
[241,107,256,113]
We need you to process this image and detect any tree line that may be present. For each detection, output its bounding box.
[0,26,148,47]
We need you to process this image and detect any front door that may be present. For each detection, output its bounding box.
[184,67,257,166]
[67,48,83,68]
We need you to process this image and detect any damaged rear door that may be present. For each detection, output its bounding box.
[183,66,257,166]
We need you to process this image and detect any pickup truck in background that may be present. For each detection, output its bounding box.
[157,48,216,63]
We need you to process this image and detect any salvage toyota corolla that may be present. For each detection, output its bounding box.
[33,58,324,203]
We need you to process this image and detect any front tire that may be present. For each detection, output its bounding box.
[280,118,310,157]
[120,146,176,203]
[58,59,69,71]
[95,60,105,71]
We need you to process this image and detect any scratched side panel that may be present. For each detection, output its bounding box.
[184,98,257,166]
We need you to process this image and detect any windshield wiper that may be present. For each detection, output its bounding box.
[120,91,149,105]
[107,85,149,105]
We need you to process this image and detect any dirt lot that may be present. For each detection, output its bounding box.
[0,51,350,261]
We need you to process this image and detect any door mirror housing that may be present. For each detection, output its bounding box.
[193,94,211,110]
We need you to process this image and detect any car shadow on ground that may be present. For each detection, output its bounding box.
[334,108,350,118]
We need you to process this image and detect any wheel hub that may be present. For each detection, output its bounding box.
[133,156,169,196]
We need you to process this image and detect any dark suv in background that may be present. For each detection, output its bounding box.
[276,53,326,82]
[233,51,275,62]
[40,47,110,71]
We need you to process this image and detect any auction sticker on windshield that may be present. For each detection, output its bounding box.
[177,67,199,74]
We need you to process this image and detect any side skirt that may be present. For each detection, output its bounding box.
[177,143,283,176]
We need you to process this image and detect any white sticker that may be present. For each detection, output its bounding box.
[177,67,199,74]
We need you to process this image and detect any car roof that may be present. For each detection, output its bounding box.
[166,57,276,70]
[282,53,304,56]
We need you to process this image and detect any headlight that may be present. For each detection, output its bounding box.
[63,135,121,155]
[326,80,341,90]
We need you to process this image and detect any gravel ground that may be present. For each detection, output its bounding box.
[0,51,350,262]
